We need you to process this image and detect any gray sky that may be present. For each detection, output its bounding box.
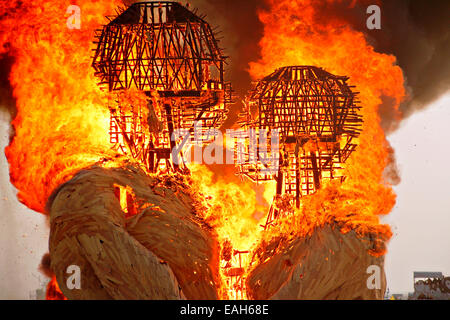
[383,92,450,293]
[0,93,449,298]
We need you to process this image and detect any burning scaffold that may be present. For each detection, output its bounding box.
[237,66,363,228]
[92,1,232,173]
[92,1,243,299]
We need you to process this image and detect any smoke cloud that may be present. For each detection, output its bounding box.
[186,0,267,129]
[298,0,450,132]
[368,0,450,124]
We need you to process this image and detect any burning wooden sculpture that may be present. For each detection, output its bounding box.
[0,0,396,302]
[92,1,232,173]
[237,66,362,228]
[47,1,229,300]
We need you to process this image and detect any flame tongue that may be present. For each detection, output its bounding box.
[1,0,123,212]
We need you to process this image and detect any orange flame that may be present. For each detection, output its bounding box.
[189,163,268,298]
[0,0,123,213]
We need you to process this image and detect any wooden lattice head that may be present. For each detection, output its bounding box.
[247,66,361,143]
[92,1,229,95]
[238,66,363,227]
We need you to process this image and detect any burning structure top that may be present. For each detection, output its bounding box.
[92,1,228,94]
[92,1,232,173]
[237,66,362,228]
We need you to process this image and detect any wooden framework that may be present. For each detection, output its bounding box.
[237,66,362,228]
[93,1,232,173]
[222,249,249,300]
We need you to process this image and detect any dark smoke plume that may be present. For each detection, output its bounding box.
[301,0,450,132]
[0,55,16,118]
[368,0,450,124]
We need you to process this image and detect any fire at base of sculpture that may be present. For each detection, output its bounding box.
[47,164,221,300]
